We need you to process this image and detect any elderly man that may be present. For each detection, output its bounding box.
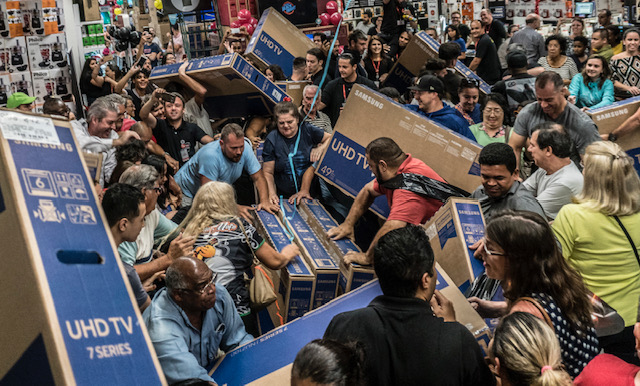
[72,96,139,185]
[144,257,253,385]
[324,226,495,386]
[300,85,332,133]
[118,165,195,281]
[509,72,600,169]
[480,9,507,50]
[510,14,546,67]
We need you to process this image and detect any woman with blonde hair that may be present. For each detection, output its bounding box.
[553,141,640,365]
[167,181,299,336]
[491,312,572,386]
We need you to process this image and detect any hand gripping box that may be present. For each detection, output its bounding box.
[244,7,315,78]
[253,209,315,325]
[0,110,165,385]
[299,199,375,294]
[280,201,340,309]
[184,53,290,119]
[383,31,491,94]
[424,198,486,294]
[316,84,482,218]
[587,97,640,175]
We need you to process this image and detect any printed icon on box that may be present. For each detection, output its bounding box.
[34,199,65,222]
[68,173,89,200]
[66,204,97,225]
[22,169,58,197]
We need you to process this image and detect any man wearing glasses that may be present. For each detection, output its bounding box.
[449,11,470,42]
[144,257,253,385]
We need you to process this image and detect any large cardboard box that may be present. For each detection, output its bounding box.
[424,198,486,294]
[211,275,489,384]
[316,84,482,218]
[299,199,376,294]
[149,53,291,119]
[0,110,165,384]
[244,8,315,77]
[587,97,640,175]
[383,31,491,94]
[276,80,310,107]
[254,209,315,325]
[281,201,340,309]
[27,33,68,71]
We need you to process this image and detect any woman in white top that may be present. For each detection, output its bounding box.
[537,35,578,85]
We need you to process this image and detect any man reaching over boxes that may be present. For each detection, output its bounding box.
[327,138,446,265]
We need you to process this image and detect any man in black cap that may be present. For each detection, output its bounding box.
[491,50,536,111]
[405,75,476,141]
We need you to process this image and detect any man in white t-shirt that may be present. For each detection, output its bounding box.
[523,123,584,220]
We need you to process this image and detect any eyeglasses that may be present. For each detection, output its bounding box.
[178,271,218,295]
[483,239,505,256]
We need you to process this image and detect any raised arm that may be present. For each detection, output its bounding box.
[178,61,207,106]
[115,64,141,94]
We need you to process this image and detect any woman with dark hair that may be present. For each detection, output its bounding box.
[445,24,466,59]
[265,64,286,82]
[610,28,640,98]
[568,55,614,110]
[479,210,599,377]
[553,141,640,365]
[363,36,393,84]
[262,101,331,203]
[394,30,412,60]
[161,52,176,66]
[291,339,365,386]
[79,57,112,105]
[469,93,511,145]
[537,35,579,85]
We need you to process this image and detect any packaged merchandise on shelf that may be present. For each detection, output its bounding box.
[20,0,46,36]
[6,36,28,73]
[27,33,67,71]
[0,39,7,74]
[9,70,33,96]
[0,74,10,106]
[31,67,72,104]
[42,0,62,35]
[5,1,23,38]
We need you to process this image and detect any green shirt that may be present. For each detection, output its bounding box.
[552,203,640,326]
[593,44,614,62]
[469,123,508,146]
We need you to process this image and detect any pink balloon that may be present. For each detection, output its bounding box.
[237,9,251,23]
[330,12,342,26]
[230,20,242,28]
[325,1,338,15]
[250,17,258,27]
[319,12,330,26]
[243,23,255,35]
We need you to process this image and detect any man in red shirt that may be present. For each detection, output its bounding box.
[327,137,445,265]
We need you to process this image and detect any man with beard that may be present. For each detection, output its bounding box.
[327,138,445,265]
[174,123,276,217]
[140,88,214,168]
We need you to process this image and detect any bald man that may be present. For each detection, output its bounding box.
[143,257,253,385]
[510,13,546,67]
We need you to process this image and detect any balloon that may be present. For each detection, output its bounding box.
[325,1,338,15]
[113,7,122,15]
[154,0,163,10]
[115,40,128,51]
[250,17,258,27]
[129,30,141,45]
[242,23,254,35]
[237,9,251,23]
[330,12,342,25]
[116,0,123,5]
[230,20,242,28]
[319,12,330,26]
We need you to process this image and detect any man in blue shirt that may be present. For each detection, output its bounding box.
[144,257,253,385]
[174,123,277,219]
[405,75,477,142]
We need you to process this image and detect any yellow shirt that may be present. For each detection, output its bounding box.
[613,42,624,55]
[552,203,640,326]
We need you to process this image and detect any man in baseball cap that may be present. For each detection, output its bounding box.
[7,92,36,111]
[405,75,476,141]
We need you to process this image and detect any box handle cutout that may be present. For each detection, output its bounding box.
[56,250,104,264]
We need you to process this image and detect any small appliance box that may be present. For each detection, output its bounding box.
[0,110,165,384]
[435,262,491,353]
[9,70,33,96]
[26,33,68,71]
[244,7,315,77]
[587,97,640,175]
[185,53,290,119]
[276,80,310,107]
[384,31,491,94]
[299,199,375,294]
[424,198,486,294]
[0,74,10,107]
[211,280,384,385]
[6,36,29,73]
[316,84,482,218]
[280,201,340,310]
[253,209,315,326]
[31,68,73,105]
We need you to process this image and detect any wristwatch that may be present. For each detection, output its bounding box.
[608,133,618,142]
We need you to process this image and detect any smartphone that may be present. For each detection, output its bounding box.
[143,26,150,32]
[136,56,146,67]
[231,28,240,34]
[159,93,176,103]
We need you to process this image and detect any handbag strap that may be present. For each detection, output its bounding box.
[237,218,260,266]
[613,215,640,267]
[516,296,554,330]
